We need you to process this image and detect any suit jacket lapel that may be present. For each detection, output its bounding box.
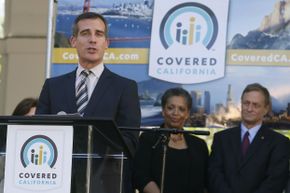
[230,127,243,166]
[65,70,78,113]
[239,125,267,168]
[183,134,194,188]
[84,67,112,116]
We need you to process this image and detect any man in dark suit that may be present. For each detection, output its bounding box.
[36,12,140,193]
[208,83,290,193]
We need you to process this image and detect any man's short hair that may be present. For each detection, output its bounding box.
[72,12,108,37]
[241,83,271,107]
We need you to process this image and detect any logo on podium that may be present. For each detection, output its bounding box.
[20,135,58,168]
[4,125,73,193]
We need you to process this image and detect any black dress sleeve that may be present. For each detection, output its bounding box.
[132,132,157,192]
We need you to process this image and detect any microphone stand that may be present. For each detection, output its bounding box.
[119,126,210,136]
[159,133,169,193]
[119,126,210,193]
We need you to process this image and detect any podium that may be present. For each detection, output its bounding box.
[0,115,131,193]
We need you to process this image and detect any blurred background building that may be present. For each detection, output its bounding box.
[0,0,54,115]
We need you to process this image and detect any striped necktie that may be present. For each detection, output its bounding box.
[76,70,90,116]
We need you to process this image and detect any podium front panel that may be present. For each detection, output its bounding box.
[0,116,129,193]
[72,125,126,193]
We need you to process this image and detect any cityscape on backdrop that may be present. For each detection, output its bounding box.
[54,0,290,139]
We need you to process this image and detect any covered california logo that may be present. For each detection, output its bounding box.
[160,2,218,50]
[4,125,73,192]
[149,0,229,84]
[20,135,58,168]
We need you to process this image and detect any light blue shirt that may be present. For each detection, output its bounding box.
[240,123,261,143]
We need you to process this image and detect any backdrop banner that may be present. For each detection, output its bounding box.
[149,0,229,84]
[52,0,290,131]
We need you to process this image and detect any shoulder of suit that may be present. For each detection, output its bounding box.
[103,67,137,83]
[261,126,289,141]
[214,126,239,136]
[184,134,207,147]
[46,70,75,82]
[139,132,163,145]
[184,134,209,155]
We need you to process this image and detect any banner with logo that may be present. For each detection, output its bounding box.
[4,125,73,193]
[149,0,229,84]
[51,0,290,131]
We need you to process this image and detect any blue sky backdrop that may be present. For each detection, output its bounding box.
[228,0,278,40]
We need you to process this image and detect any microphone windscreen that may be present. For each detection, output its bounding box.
[57,111,67,115]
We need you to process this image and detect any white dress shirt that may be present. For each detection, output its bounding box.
[75,63,104,101]
[240,123,261,144]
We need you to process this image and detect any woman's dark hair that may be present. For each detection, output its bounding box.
[161,87,192,110]
[12,98,38,116]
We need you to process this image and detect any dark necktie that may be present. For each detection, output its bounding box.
[242,131,250,156]
[76,70,90,115]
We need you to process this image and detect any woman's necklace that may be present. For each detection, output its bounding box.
[168,133,187,149]
[170,133,183,143]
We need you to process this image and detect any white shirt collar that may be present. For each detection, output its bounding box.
[241,123,261,143]
[76,63,104,78]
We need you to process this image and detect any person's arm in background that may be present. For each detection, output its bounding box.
[253,135,290,193]
[35,80,51,114]
[201,139,209,193]
[208,133,232,193]
[116,79,141,156]
[143,181,160,193]
[133,133,160,193]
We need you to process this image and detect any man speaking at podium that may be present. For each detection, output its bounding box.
[36,12,141,193]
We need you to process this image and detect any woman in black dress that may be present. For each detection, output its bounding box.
[133,87,208,193]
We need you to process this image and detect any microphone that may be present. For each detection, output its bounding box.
[57,111,81,117]
[152,133,169,149]
[57,111,67,115]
